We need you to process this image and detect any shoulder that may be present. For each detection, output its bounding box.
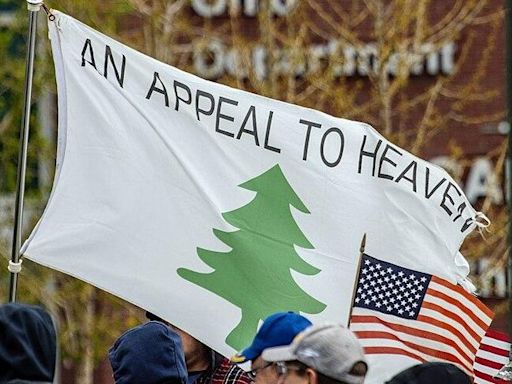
[210,357,253,384]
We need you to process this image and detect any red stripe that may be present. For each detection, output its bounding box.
[475,356,507,370]
[363,346,426,363]
[474,369,510,383]
[416,314,477,354]
[351,315,473,365]
[479,343,510,357]
[485,330,511,343]
[431,276,494,318]
[427,286,488,330]
[355,330,473,372]
[421,301,481,344]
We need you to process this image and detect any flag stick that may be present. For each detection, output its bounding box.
[347,233,366,327]
[494,0,512,380]
[8,0,43,303]
[508,0,512,368]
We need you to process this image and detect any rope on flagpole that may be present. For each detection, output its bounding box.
[8,260,23,274]
[8,0,44,303]
[494,0,512,380]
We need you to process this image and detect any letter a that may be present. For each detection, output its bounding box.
[81,39,97,69]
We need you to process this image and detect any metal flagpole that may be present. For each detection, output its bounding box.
[7,0,44,303]
[347,233,366,327]
[494,0,512,380]
[508,0,512,370]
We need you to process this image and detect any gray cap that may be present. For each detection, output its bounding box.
[262,323,367,384]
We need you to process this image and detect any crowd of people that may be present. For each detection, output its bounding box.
[1,303,473,384]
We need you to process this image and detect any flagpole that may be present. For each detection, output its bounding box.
[8,0,43,303]
[494,0,512,380]
[347,233,366,327]
[507,0,512,366]
[508,0,512,363]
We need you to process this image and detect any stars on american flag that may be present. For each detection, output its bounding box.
[351,253,494,378]
[354,255,431,319]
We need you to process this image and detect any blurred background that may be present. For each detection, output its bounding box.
[0,0,508,382]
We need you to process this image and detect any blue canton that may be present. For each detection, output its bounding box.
[354,254,432,320]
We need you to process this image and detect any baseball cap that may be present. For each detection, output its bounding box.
[262,323,367,384]
[231,311,312,363]
[384,362,471,384]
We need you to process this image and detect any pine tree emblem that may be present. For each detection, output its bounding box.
[177,164,326,349]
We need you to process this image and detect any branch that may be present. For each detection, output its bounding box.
[410,80,444,155]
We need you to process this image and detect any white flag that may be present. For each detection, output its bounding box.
[23,11,484,358]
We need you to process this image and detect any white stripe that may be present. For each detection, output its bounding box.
[352,318,475,362]
[356,337,473,375]
[480,336,511,351]
[473,362,500,377]
[474,376,496,384]
[475,349,510,365]
[425,293,488,338]
[357,336,431,361]
[429,281,493,323]
[419,307,480,349]
[352,307,478,351]
[351,322,474,368]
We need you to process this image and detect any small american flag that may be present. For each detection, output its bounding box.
[474,330,511,384]
[349,254,494,377]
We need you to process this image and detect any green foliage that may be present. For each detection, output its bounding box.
[0,0,17,11]
[0,6,46,195]
[0,1,141,379]
[0,0,134,194]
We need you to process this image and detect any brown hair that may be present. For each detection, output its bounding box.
[285,360,367,384]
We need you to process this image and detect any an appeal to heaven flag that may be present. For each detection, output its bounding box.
[349,254,493,383]
[23,11,485,359]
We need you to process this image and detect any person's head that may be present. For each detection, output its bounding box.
[0,302,57,383]
[262,323,367,384]
[109,321,188,384]
[384,362,471,384]
[169,325,211,371]
[231,312,312,384]
[146,311,210,371]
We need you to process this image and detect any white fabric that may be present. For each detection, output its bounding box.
[22,12,482,375]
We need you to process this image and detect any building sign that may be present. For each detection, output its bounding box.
[431,150,508,299]
[470,257,508,299]
[191,0,298,17]
[193,40,456,80]
[189,1,456,80]
[430,155,506,206]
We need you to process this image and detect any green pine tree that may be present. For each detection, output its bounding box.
[177,164,326,350]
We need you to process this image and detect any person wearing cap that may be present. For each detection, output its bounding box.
[231,311,313,384]
[261,323,367,384]
[384,362,471,384]
[109,321,188,384]
[0,303,57,384]
[146,312,252,384]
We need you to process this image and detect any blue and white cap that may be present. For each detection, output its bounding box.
[231,311,312,363]
[262,323,367,384]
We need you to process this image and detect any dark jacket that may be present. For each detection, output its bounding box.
[0,303,56,383]
[109,321,188,384]
[385,362,471,384]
